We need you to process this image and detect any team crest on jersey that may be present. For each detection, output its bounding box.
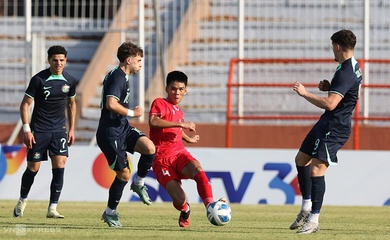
[172,105,179,115]
[33,152,41,160]
[62,84,70,93]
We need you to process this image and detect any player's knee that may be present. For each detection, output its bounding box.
[145,143,155,155]
[295,151,311,166]
[28,167,39,173]
[136,137,156,155]
[116,168,131,182]
[27,162,40,172]
[191,161,204,175]
[145,139,156,154]
[117,175,130,182]
[181,162,203,179]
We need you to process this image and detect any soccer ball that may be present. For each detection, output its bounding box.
[206,201,232,226]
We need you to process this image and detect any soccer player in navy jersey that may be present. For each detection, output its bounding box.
[149,70,225,228]
[13,45,77,219]
[96,41,155,227]
[290,30,362,234]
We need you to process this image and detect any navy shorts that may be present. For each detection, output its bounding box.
[27,131,69,162]
[96,126,145,171]
[299,121,350,165]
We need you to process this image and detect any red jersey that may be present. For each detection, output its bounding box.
[149,98,185,156]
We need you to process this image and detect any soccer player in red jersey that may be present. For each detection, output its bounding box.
[149,70,224,228]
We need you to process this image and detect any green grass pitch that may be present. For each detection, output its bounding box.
[1,200,389,239]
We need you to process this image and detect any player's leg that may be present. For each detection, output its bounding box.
[14,132,49,218]
[180,158,213,207]
[13,161,41,217]
[297,131,344,234]
[101,168,129,227]
[111,167,131,211]
[130,135,155,205]
[21,161,40,192]
[153,158,191,228]
[21,161,41,197]
[45,131,70,218]
[97,135,129,227]
[165,180,191,228]
[297,133,345,234]
[290,124,319,230]
[290,151,312,230]
[46,155,67,218]
[296,158,327,234]
[102,167,130,227]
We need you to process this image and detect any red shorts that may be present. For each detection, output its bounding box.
[152,149,197,188]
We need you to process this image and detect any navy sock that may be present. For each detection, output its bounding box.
[311,176,326,214]
[20,167,38,198]
[297,165,312,199]
[50,168,64,204]
[137,153,155,178]
[108,177,128,210]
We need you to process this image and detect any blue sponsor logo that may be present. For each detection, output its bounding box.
[129,162,296,205]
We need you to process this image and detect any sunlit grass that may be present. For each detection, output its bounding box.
[1,201,389,240]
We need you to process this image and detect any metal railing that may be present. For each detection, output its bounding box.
[226,58,390,149]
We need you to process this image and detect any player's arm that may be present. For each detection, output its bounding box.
[149,114,196,132]
[106,96,143,117]
[149,114,182,128]
[67,97,77,146]
[293,81,342,111]
[20,95,35,149]
[182,130,199,144]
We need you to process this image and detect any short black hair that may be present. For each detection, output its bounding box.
[47,45,67,58]
[117,41,144,62]
[331,30,356,50]
[166,70,188,86]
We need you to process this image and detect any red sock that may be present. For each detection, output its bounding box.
[194,171,213,206]
[173,201,189,212]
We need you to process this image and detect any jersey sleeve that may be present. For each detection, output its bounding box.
[106,81,122,101]
[105,73,124,101]
[330,70,356,98]
[68,83,76,98]
[150,98,165,117]
[24,75,41,99]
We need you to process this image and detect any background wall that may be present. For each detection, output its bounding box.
[2,1,390,146]
[2,123,390,150]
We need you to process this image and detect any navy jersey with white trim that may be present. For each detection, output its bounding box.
[25,68,77,132]
[320,57,362,135]
[98,67,131,136]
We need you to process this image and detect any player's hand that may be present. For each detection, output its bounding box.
[187,134,200,144]
[68,129,75,147]
[319,79,331,91]
[23,132,36,149]
[292,81,307,97]
[133,106,143,117]
[182,122,196,132]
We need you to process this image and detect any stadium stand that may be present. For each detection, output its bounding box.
[1,0,390,145]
